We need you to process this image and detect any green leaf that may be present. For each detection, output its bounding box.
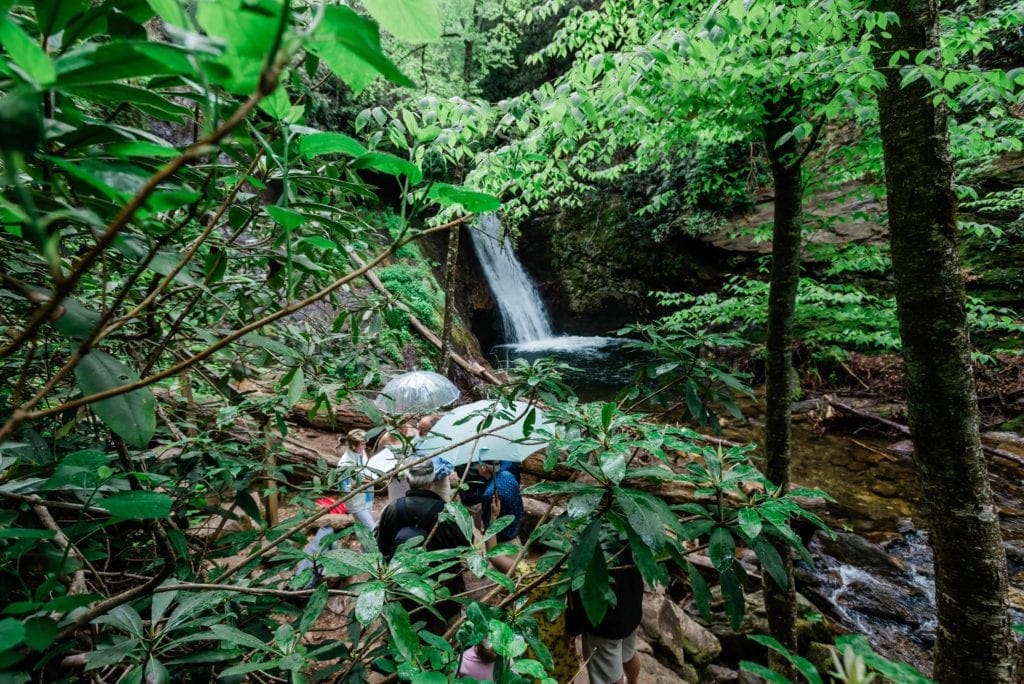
[266,205,308,230]
[599,451,626,484]
[737,508,762,538]
[0,619,26,650]
[54,41,196,86]
[624,525,667,586]
[614,489,668,550]
[739,661,792,684]
[359,0,440,43]
[308,5,413,93]
[67,83,191,122]
[355,581,386,624]
[145,0,188,28]
[298,584,328,638]
[145,656,171,684]
[47,294,101,340]
[719,566,745,629]
[748,635,822,684]
[383,602,420,661]
[0,16,57,85]
[581,543,611,627]
[600,401,615,430]
[352,152,423,184]
[708,526,735,571]
[488,619,527,658]
[98,491,173,520]
[746,534,787,590]
[411,672,447,684]
[34,0,89,36]
[298,132,367,159]
[426,183,500,213]
[196,0,284,93]
[74,350,156,448]
[686,561,712,621]
[567,519,601,578]
[210,624,273,651]
[22,617,56,651]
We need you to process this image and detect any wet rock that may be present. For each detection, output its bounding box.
[641,588,722,669]
[888,439,915,456]
[700,664,741,683]
[813,531,908,579]
[638,651,697,683]
[835,577,924,626]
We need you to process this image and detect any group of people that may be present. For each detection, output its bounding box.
[312,417,642,684]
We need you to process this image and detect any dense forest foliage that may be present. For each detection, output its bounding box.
[1,0,1023,682]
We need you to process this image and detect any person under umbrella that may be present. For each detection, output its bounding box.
[478,453,524,543]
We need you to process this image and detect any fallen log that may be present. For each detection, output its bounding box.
[825,395,1024,468]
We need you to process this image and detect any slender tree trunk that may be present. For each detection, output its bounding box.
[876,2,1011,681]
[760,93,803,654]
[439,225,460,376]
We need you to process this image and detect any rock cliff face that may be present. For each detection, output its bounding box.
[507,182,888,335]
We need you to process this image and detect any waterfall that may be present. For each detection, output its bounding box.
[469,214,554,344]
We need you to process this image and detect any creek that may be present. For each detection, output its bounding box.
[468,214,1024,674]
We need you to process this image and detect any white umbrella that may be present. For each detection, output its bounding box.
[415,399,554,467]
[373,370,460,414]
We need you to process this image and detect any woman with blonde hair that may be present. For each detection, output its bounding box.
[337,429,375,530]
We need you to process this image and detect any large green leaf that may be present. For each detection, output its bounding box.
[580,543,611,627]
[352,152,422,185]
[0,619,26,651]
[73,350,156,448]
[196,0,284,93]
[98,491,173,520]
[708,526,736,571]
[34,0,90,36]
[354,581,385,624]
[0,15,56,86]
[566,518,601,578]
[307,5,413,93]
[359,0,441,44]
[382,602,420,661]
[614,488,668,550]
[66,83,190,122]
[737,507,762,538]
[145,0,188,28]
[298,584,328,637]
[298,132,367,159]
[54,42,196,86]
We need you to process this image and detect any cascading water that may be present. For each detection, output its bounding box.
[468,214,636,399]
[469,213,553,344]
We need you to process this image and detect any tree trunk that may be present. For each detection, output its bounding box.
[440,224,461,376]
[875,2,1011,681]
[760,92,804,654]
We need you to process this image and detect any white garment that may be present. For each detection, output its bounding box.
[337,447,373,516]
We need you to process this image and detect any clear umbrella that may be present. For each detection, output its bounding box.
[373,370,460,414]
[415,399,554,467]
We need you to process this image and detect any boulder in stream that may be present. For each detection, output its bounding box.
[641,587,722,669]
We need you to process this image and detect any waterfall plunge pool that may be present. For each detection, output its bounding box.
[489,335,646,401]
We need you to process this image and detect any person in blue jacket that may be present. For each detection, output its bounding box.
[478,457,523,542]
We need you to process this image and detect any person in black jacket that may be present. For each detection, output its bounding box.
[566,540,644,684]
[375,458,469,633]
